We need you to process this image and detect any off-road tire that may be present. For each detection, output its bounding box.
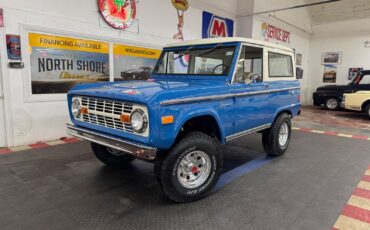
[156,132,223,203]
[262,113,291,157]
[325,97,340,111]
[91,143,135,167]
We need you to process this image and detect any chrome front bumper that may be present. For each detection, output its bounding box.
[66,124,157,161]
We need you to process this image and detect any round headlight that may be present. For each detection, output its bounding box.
[71,98,81,118]
[130,109,148,133]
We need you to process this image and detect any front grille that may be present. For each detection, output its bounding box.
[80,97,134,133]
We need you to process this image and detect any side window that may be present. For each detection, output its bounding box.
[234,46,263,83]
[268,52,293,78]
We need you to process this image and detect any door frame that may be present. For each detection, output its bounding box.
[0,28,14,147]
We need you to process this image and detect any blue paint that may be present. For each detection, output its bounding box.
[214,155,275,191]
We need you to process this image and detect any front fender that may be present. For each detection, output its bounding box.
[156,106,225,150]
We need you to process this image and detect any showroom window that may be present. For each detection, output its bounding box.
[268,52,293,78]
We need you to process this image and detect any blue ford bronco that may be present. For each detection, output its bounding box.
[67,37,301,202]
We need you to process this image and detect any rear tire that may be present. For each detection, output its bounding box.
[156,132,223,203]
[91,143,135,167]
[325,97,340,111]
[365,104,370,119]
[262,113,291,157]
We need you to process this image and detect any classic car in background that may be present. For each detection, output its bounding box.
[341,91,370,119]
[313,70,370,110]
[120,67,152,81]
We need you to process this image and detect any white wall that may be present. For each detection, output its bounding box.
[308,18,370,102]
[249,0,313,105]
[0,0,239,146]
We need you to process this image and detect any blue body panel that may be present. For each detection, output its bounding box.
[67,42,301,151]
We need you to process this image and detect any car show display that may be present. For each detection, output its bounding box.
[66,37,301,202]
[313,70,370,110]
[342,90,370,119]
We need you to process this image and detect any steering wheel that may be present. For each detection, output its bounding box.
[212,64,228,75]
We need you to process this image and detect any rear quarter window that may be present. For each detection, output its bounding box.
[268,52,294,78]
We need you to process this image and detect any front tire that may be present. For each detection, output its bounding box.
[156,132,223,203]
[262,113,292,156]
[91,143,135,167]
[325,97,340,110]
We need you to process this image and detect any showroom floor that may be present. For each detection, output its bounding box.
[0,107,370,230]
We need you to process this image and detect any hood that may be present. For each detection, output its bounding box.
[68,78,228,105]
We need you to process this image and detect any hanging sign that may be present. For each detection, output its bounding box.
[98,0,136,30]
[262,22,291,44]
[171,0,189,11]
[202,11,234,38]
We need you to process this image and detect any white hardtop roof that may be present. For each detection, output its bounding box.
[165,37,293,52]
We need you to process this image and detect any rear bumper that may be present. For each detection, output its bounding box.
[66,124,157,161]
[312,92,322,106]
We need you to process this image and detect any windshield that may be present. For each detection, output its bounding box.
[153,45,236,76]
[351,74,370,85]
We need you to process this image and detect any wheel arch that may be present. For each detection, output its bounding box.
[362,100,370,112]
[174,111,225,146]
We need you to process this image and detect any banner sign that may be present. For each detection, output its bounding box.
[98,0,136,30]
[6,35,21,60]
[29,33,110,94]
[113,44,160,81]
[262,22,290,44]
[202,11,234,38]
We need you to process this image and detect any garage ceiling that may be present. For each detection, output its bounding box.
[306,0,370,24]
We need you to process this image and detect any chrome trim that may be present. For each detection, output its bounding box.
[66,124,157,161]
[161,87,301,106]
[225,123,271,142]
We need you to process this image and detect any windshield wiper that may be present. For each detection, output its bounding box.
[173,46,195,60]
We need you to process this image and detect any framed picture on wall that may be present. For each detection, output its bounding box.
[296,53,302,66]
[322,52,342,65]
[323,64,337,83]
[296,67,303,79]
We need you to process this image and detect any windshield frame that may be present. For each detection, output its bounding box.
[152,42,241,81]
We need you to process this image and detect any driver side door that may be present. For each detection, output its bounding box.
[231,45,271,136]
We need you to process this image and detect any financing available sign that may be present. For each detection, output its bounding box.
[261,22,291,44]
[202,11,234,38]
[29,33,110,94]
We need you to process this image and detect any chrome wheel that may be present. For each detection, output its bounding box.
[278,122,289,148]
[326,99,338,110]
[177,151,211,189]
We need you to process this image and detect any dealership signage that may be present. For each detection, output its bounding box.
[29,33,110,94]
[261,22,290,44]
[202,11,234,38]
[98,0,136,30]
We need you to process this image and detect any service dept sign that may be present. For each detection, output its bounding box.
[261,22,290,44]
[98,0,136,30]
[202,11,234,38]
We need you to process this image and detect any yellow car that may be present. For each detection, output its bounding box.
[342,91,370,119]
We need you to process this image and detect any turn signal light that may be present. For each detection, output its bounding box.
[162,115,174,124]
[80,107,89,114]
[120,114,130,123]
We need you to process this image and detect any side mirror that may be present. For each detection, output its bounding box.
[245,74,262,85]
